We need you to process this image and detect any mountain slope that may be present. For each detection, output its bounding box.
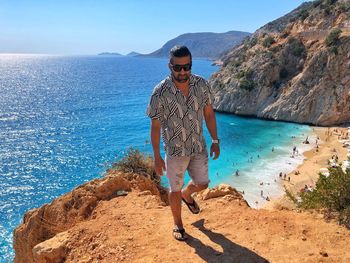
[145,31,251,59]
[210,0,350,126]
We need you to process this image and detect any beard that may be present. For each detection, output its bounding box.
[173,73,190,83]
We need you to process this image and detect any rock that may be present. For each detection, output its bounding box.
[13,172,167,263]
[198,184,248,207]
[32,231,70,263]
[210,1,350,126]
[319,251,329,257]
[138,190,152,196]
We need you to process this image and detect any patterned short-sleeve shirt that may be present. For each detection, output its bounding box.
[146,74,214,157]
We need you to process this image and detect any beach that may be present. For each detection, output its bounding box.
[264,126,350,210]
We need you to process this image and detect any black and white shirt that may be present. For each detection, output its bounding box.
[146,74,214,157]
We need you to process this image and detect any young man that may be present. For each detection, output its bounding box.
[146,45,220,241]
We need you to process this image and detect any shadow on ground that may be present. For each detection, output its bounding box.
[185,219,269,263]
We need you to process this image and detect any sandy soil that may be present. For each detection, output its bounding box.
[52,189,350,263]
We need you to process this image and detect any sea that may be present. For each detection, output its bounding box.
[0,54,313,262]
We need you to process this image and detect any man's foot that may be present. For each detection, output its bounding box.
[173,227,187,241]
[181,196,200,214]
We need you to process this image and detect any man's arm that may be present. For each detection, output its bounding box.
[203,104,220,160]
[150,119,166,175]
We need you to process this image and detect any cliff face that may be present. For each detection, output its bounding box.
[211,0,350,126]
[13,171,169,263]
[12,170,350,262]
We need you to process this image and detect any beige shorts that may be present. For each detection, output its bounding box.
[165,151,209,192]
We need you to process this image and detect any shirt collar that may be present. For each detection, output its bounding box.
[167,74,193,94]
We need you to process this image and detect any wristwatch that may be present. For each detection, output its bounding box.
[212,139,220,144]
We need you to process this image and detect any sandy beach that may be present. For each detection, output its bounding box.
[264,126,350,210]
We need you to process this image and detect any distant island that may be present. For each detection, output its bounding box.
[126,51,141,57]
[97,51,141,57]
[97,52,123,56]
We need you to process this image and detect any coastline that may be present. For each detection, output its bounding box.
[263,126,349,210]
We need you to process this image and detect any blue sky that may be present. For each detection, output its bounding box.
[0,0,306,55]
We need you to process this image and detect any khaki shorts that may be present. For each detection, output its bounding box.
[165,151,209,192]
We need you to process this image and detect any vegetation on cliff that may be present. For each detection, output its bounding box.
[210,0,350,125]
[287,165,350,229]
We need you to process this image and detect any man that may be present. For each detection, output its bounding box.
[146,45,220,241]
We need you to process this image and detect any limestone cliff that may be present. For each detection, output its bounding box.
[13,171,169,263]
[210,0,350,126]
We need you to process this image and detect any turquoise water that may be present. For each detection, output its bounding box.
[0,55,311,261]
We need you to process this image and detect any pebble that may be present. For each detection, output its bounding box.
[319,251,328,257]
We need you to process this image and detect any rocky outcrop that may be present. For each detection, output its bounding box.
[196,184,248,205]
[13,177,350,262]
[211,0,350,126]
[13,167,248,263]
[12,168,350,262]
[13,171,168,263]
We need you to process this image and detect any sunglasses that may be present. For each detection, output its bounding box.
[170,63,192,72]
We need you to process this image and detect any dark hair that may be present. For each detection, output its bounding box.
[169,45,192,63]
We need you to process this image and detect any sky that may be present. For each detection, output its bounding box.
[0,0,307,55]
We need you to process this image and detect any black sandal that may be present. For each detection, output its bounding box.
[182,197,200,214]
[173,227,187,241]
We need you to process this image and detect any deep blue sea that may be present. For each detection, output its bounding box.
[0,54,312,261]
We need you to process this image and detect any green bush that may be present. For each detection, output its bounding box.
[299,167,350,228]
[263,35,276,48]
[285,187,298,203]
[299,9,309,21]
[281,30,290,39]
[289,39,306,57]
[338,3,349,12]
[292,46,305,56]
[324,6,331,15]
[237,68,253,79]
[313,0,322,7]
[279,68,289,79]
[110,147,159,182]
[246,37,258,48]
[230,60,242,68]
[330,46,338,55]
[326,0,338,5]
[340,206,350,228]
[325,28,342,46]
[239,78,256,91]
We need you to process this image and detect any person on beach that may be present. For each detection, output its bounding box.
[146,45,220,241]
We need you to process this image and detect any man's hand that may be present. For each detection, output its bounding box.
[154,155,166,175]
[210,143,220,160]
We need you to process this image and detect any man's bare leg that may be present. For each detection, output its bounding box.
[182,181,208,202]
[169,191,188,240]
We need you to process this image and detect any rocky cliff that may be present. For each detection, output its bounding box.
[13,168,350,262]
[210,0,350,126]
[13,171,169,263]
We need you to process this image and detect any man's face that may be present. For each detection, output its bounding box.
[169,55,192,83]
